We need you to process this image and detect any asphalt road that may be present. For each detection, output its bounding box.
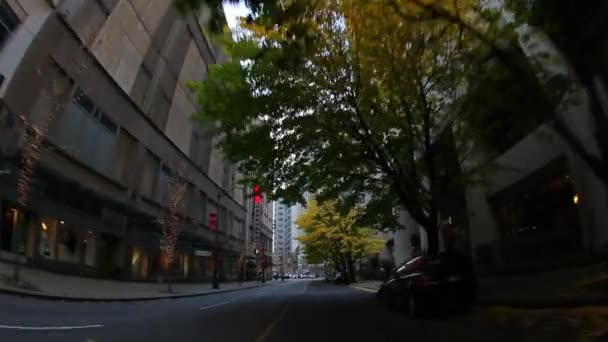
[0,279,591,342]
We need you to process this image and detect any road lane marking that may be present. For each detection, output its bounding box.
[0,324,104,330]
[255,302,292,342]
[199,301,231,310]
[349,285,377,293]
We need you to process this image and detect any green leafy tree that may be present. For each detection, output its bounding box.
[296,198,384,283]
[190,0,489,256]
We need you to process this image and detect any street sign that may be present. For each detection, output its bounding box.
[209,212,217,231]
[194,250,212,257]
[253,185,262,249]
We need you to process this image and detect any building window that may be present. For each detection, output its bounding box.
[0,204,32,255]
[0,1,19,49]
[39,218,58,259]
[131,246,149,280]
[157,165,172,204]
[83,230,96,266]
[57,224,82,264]
[199,191,207,223]
[49,87,119,176]
[492,162,583,263]
[114,128,137,185]
[139,150,159,199]
[131,63,153,107]
[38,217,96,266]
[73,88,95,114]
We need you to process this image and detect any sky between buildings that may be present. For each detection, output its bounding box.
[223,2,250,30]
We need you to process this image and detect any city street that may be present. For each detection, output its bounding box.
[0,279,594,342]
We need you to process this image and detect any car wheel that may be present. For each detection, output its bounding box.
[406,295,419,317]
[377,289,390,306]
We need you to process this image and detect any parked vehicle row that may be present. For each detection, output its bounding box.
[274,273,319,280]
[376,252,478,316]
[325,272,348,284]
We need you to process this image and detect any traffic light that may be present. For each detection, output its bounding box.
[254,185,262,204]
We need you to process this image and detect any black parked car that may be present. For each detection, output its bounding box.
[376,252,478,316]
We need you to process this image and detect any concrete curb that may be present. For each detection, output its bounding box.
[0,283,272,302]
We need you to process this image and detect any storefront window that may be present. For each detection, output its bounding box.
[204,257,214,279]
[84,230,96,266]
[4,206,28,254]
[493,170,583,263]
[159,251,170,271]
[131,246,149,279]
[0,205,21,251]
[39,218,58,259]
[182,254,190,278]
[57,224,81,264]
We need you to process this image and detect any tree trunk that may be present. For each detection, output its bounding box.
[164,265,173,293]
[345,253,356,283]
[340,253,349,281]
[332,255,343,275]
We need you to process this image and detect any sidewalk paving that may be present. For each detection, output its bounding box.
[0,260,271,301]
[352,262,608,308]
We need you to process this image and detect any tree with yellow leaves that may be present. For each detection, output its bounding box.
[296,198,385,283]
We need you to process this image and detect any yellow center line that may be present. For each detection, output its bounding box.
[255,302,292,342]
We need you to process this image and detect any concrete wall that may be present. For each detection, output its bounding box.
[0,0,52,96]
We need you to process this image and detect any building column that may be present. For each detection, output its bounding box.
[464,184,502,266]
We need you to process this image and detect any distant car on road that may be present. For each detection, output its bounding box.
[376,252,478,316]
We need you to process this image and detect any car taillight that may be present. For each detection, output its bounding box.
[411,274,439,287]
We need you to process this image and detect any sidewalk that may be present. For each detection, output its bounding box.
[0,260,271,301]
[477,262,608,308]
[352,262,608,308]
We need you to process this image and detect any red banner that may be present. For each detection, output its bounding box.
[209,212,217,231]
[254,185,262,204]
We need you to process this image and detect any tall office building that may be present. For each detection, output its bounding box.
[290,202,305,269]
[0,0,248,282]
[272,201,291,272]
